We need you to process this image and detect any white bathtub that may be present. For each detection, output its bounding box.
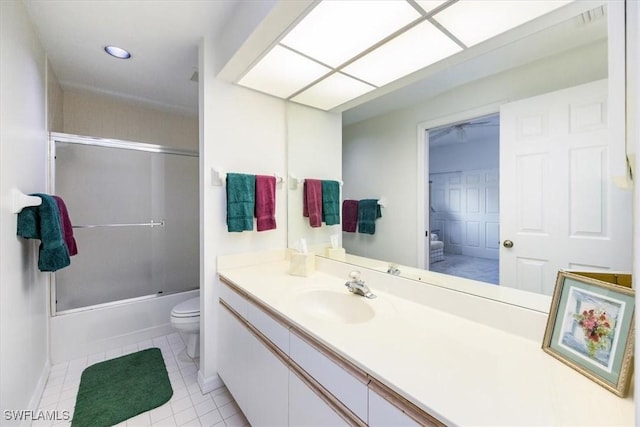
[50,289,199,364]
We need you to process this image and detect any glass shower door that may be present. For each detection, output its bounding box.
[53,137,198,312]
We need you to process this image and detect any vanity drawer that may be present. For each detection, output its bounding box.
[289,367,350,427]
[219,278,248,318]
[368,389,420,427]
[244,329,289,426]
[218,302,250,411]
[368,380,443,427]
[289,331,368,422]
[246,300,290,354]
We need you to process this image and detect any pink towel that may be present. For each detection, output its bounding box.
[303,179,322,228]
[52,195,78,256]
[342,199,359,232]
[255,175,276,231]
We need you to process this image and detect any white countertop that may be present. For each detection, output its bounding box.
[218,259,635,426]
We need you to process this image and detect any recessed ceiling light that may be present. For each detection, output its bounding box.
[104,45,131,59]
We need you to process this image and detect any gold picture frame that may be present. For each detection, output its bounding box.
[542,271,635,397]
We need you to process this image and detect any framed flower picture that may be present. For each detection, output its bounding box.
[542,271,635,397]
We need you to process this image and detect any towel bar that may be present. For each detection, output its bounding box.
[72,220,165,229]
[289,176,344,190]
[212,169,284,187]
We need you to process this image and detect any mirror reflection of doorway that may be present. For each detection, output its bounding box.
[427,113,499,284]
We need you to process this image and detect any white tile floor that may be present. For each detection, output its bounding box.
[33,333,250,427]
[429,253,499,284]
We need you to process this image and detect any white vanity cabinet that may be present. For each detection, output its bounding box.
[368,388,421,427]
[218,299,249,410]
[218,277,442,427]
[218,302,289,426]
[289,331,368,421]
[244,329,289,425]
[246,301,289,354]
[289,368,350,427]
[217,256,635,427]
[219,283,357,426]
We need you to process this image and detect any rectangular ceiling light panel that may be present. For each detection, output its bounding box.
[342,21,462,87]
[238,45,331,99]
[434,0,574,47]
[291,72,376,111]
[415,0,449,14]
[280,0,422,68]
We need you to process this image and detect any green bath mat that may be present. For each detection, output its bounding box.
[72,347,173,427]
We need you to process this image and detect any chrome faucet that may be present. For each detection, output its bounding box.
[387,263,400,275]
[345,271,376,299]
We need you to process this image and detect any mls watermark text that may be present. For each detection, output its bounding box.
[3,409,71,422]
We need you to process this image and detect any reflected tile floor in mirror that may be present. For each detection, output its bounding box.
[33,332,249,427]
[430,253,499,285]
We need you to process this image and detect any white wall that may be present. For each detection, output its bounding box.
[47,62,63,132]
[286,102,343,251]
[62,90,199,150]
[343,41,607,267]
[429,138,499,174]
[199,33,343,391]
[342,108,417,264]
[200,35,287,390]
[199,36,285,390]
[0,0,50,421]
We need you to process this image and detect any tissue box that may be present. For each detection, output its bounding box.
[324,247,346,261]
[289,253,315,277]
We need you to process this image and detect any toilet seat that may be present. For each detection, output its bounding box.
[171,297,200,318]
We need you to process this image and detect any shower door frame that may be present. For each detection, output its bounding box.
[48,132,198,316]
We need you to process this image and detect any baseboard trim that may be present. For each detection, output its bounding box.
[198,370,223,394]
[22,360,51,427]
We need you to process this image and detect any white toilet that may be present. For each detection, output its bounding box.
[170,297,200,358]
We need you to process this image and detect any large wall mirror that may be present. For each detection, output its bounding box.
[287,1,632,312]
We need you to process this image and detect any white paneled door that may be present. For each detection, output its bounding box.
[500,79,632,294]
[430,169,499,260]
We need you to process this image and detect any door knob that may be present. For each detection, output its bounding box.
[503,240,514,248]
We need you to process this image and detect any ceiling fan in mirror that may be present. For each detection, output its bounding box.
[429,120,498,142]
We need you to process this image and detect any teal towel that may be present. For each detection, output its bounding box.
[17,193,71,272]
[357,199,382,235]
[321,180,340,225]
[226,173,255,232]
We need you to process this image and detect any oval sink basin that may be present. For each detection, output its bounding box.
[294,289,375,324]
